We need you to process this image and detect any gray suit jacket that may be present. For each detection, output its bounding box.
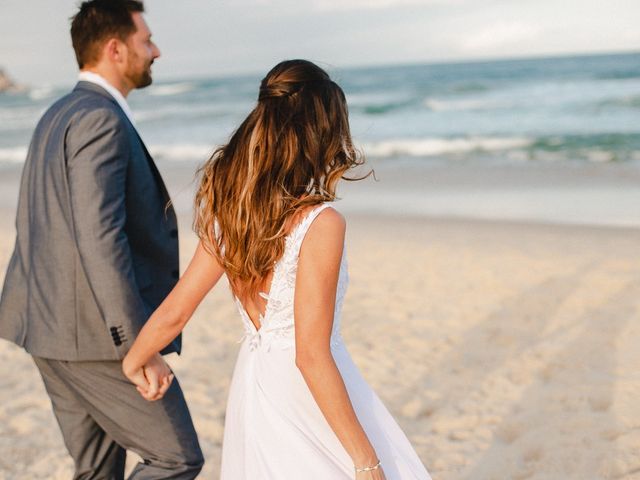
[0,81,181,360]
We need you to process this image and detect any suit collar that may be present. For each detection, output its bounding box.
[74,79,137,129]
[73,80,118,104]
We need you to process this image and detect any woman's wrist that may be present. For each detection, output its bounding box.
[121,353,140,378]
[352,447,379,469]
[355,459,381,473]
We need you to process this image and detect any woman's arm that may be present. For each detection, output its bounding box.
[122,240,224,392]
[294,208,385,478]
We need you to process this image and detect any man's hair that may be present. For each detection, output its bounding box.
[70,0,144,69]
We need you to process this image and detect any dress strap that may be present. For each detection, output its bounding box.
[288,203,332,256]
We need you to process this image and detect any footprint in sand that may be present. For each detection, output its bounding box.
[588,394,612,412]
[496,421,525,444]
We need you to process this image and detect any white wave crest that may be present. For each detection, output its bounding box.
[0,147,28,163]
[149,82,195,97]
[424,98,491,111]
[363,137,534,157]
[585,150,616,163]
[0,144,215,165]
[29,86,55,101]
[149,143,216,161]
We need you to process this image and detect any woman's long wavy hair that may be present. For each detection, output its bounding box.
[194,59,370,300]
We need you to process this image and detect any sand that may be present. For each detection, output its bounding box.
[0,210,639,480]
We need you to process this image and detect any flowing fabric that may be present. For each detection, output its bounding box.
[220,204,432,479]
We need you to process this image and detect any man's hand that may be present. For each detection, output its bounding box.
[140,353,174,401]
[124,353,174,402]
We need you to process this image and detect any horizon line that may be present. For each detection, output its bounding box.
[2,48,638,89]
[152,48,640,85]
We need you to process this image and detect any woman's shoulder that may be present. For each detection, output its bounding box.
[314,205,345,230]
[301,204,346,251]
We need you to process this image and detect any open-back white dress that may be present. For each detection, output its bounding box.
[220,204,431,479]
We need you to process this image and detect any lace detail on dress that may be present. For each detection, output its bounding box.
[233,203,347,351]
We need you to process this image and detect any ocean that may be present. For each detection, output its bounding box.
[1,52,639,226]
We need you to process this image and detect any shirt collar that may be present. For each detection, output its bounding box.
[78,71,137,127]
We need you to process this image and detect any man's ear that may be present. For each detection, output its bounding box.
[103,37,127,64]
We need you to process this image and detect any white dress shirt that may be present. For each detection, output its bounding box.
[78,71,137,128]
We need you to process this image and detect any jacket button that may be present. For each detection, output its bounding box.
[110,326,123,346]
[170,229,178,238]
[172,269,179,279]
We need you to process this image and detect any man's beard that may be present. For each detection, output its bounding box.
[126,52,153,89]
[133,67,153,88]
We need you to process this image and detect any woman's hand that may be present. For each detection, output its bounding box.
[123,353,174,402]
[121,240,224,401]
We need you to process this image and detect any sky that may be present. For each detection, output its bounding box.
[0,0,639,86]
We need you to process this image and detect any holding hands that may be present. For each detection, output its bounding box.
[123,353,174,401]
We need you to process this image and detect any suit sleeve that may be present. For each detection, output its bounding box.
[65,107,146,359]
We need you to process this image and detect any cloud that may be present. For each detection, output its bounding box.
[1,0,639,85]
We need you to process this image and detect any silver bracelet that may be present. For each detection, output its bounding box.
[355,460,381,473]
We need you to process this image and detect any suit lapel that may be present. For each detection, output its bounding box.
[132,131,177,222]
[133,131,170,201]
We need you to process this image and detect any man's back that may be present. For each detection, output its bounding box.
[0,81,181,360]
[0,3,204,477]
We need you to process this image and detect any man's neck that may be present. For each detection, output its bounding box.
[80,67,131,97]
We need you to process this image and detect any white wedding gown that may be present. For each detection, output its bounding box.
[220,204,431,479]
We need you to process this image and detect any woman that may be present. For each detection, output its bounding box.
[123,59,431,479]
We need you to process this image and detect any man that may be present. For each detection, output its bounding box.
[0,1,204,478]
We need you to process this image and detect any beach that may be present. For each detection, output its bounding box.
[1,52,639,479]
[1,201,639,479]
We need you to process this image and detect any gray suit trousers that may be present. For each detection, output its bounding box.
[33,357,204,480]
